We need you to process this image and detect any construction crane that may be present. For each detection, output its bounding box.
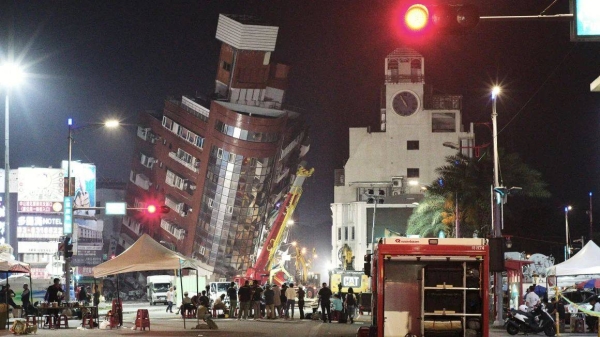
[234,165,314,286]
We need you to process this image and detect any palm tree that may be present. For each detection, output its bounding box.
[407,149,550,238]
[406,194,454,238]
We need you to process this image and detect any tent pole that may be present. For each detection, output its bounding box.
[5,272,8,330]
[29,272,33,312]
[180,266,185,329]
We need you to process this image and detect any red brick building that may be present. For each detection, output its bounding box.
[121,14,310,279]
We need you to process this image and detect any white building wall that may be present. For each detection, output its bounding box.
[331,48,474,278]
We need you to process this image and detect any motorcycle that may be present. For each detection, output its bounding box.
[505,304,556,336]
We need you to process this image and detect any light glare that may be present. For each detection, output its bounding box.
[405,4,429,31]
[105,120,120,128]
[492,86,501,98]
[0,63,25,87]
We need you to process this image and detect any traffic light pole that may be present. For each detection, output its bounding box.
[480,14,572,22]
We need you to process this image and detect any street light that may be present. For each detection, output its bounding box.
[491,85,504,327]
[64,117,119,302]
[0,62,25,247]
[565,205,572,260]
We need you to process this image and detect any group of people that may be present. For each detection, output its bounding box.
[165,281,360,324]
[524,285,600,333]
[231,280,306,320]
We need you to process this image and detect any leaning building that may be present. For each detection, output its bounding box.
[122,14,310,279]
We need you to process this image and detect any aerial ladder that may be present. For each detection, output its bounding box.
[234,165,314,285]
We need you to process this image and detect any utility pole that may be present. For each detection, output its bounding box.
[590,192,593,243]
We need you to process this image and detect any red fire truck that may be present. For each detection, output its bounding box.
[359,237,490,337]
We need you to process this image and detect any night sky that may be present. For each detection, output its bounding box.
[2,1,600,274]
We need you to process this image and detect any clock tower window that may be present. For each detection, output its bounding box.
[407,141,419,150]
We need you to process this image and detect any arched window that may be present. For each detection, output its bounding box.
[411,59,422,82]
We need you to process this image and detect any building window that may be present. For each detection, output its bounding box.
[338,228,341,241]
[432,112,456,132]
[344,227,348,240]
[351,227,355,240]
[222,61,232,72]
[407,140,419,150]
[407,168,420,178]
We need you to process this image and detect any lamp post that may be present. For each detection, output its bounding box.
[1,63,24,248]
[491,86,504,326]
[64,118,119,302]
[564,205,572,260]
[365,189,385,251]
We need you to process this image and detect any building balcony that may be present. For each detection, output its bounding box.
[122,216,142,236]
[181,96,210,122]
[168,151,199,173]
[160,219,186,241]
[275,167,290,184]
[423,94,463,110]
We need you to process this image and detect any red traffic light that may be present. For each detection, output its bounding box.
[405,4,429,31]
[146,204,170,214]
[394,3,480,41]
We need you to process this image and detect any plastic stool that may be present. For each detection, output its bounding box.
[57,314,69,328]
[82,313,95,329]
[134,309,150,330]
[42,315,56,329]
[25,315,37,327]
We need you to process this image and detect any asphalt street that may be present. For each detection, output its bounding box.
[0,301,364,337]
[2,302,599,337]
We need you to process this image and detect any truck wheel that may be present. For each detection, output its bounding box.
[506,324,519,335]
[544,325,556,336]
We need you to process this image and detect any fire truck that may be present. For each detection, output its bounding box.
[234,166,314,286]
[359,237,490,337]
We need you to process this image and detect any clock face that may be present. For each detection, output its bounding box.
[392,91,420,116]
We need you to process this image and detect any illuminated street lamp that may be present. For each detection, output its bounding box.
[0,62,25,247]
[491,85,503,327]
[64,117,119,302]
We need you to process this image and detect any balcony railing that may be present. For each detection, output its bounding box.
[181,96,209,122]
[168,152,199,173]
[385,74,425,84]
[160,219,186,241]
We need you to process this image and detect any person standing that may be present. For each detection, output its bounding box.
[344,287,357,324]
[285,283,297,319]
[21,284,31,314]
[166,287,174,313]
[93,285,101,307]
[250,280,263,320]
[237,280,251,320]
[318,282,333,323]
[227,282,238,318]
[297,285,306,319]
[264,285,275,319]
[280,284,288,318]
[272,284,281,319]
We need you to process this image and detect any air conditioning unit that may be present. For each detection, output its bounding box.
[392,190,402,196]
[392,176,404,187]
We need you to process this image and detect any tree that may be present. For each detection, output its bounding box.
[407,149,551,238]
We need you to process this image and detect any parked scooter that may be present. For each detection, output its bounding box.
[505,304,556,336]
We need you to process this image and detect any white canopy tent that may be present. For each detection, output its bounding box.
[547,240,600,277]
[92,234,213,277]
[92,234,213,329]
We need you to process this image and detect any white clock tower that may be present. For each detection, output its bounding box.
[330,47,476,277]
